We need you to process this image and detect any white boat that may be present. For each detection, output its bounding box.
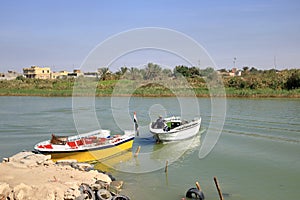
[149,116,201,142]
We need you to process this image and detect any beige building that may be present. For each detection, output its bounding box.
[51,70,69,79]
[23,66,51,79]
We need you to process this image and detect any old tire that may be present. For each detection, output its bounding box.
[96,189,112,200]
[186,187,205,200]
[112,194,130,200]
[79,184,96,200]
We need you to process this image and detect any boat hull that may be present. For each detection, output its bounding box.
[36,137,134,162]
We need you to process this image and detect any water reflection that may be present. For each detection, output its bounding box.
[93,150,133,172]
[93,131,204,173]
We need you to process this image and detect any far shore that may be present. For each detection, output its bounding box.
[1,68,299,98]
[0,89,299,98]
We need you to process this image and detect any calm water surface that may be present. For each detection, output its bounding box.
[0,96,299,200]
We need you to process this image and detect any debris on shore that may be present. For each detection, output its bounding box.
[0,151,128,200]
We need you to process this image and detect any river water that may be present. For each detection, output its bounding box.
[0,96,299,200]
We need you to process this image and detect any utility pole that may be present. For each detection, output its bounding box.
[233,57,237,69]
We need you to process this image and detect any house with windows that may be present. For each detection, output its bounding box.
[23,66,51,79]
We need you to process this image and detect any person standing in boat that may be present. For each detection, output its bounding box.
[152,115,168,131]
[156,115,164,128]
[156,115,169,131]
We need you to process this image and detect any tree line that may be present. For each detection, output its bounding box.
[97,63,300,90]
[8,63,299,91]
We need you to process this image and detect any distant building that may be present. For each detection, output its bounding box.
[229,72,235,77]
[235,70,242,76]
[51,70,69,79]
[83,72,100,78]
[67,69,83,78]
[217,68,242,77]
[231,68,242,76]
[0,70,23,80]
[229,68,236,77]
[23,66,51,79]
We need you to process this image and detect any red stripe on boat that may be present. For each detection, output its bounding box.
[44,144,53,149]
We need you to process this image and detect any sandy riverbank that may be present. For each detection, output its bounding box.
[0,151,125,200]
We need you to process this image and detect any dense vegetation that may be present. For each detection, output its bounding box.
[0,63,299,97]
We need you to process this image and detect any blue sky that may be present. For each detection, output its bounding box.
[0,0,299,72]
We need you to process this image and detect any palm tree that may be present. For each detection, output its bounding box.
[144,63,162,80]
[116,66,128,77]
[127,67,142,80]
[98,67,110,80]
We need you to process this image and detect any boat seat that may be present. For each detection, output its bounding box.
[67,141,78,148]
[76,139,84,146]
[83,138,94,144]
[98,138,106,144]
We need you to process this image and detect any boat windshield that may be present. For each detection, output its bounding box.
[167,121,181,129]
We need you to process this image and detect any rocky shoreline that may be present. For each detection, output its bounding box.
[0,151,128,200]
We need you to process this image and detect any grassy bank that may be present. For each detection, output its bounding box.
[0,79,299,97]
[0,88,73,96]
[224,88,300,98]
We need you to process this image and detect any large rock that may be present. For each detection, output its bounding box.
[13,183,34,200]
[56,160,78,165]
[71,162,93,171]
[63,187,81,200]
[109,180,124,194]
[0,182,12,199]
[87,170,112,183]
[110,180,124,190]
[9,151,35,163]
[9,151,52,167]
[13,183,63,200]
[20,158,39,167]
[32,185,58,200]
[43,159,55,166]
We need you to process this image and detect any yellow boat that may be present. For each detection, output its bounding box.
[34,129,135,162]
